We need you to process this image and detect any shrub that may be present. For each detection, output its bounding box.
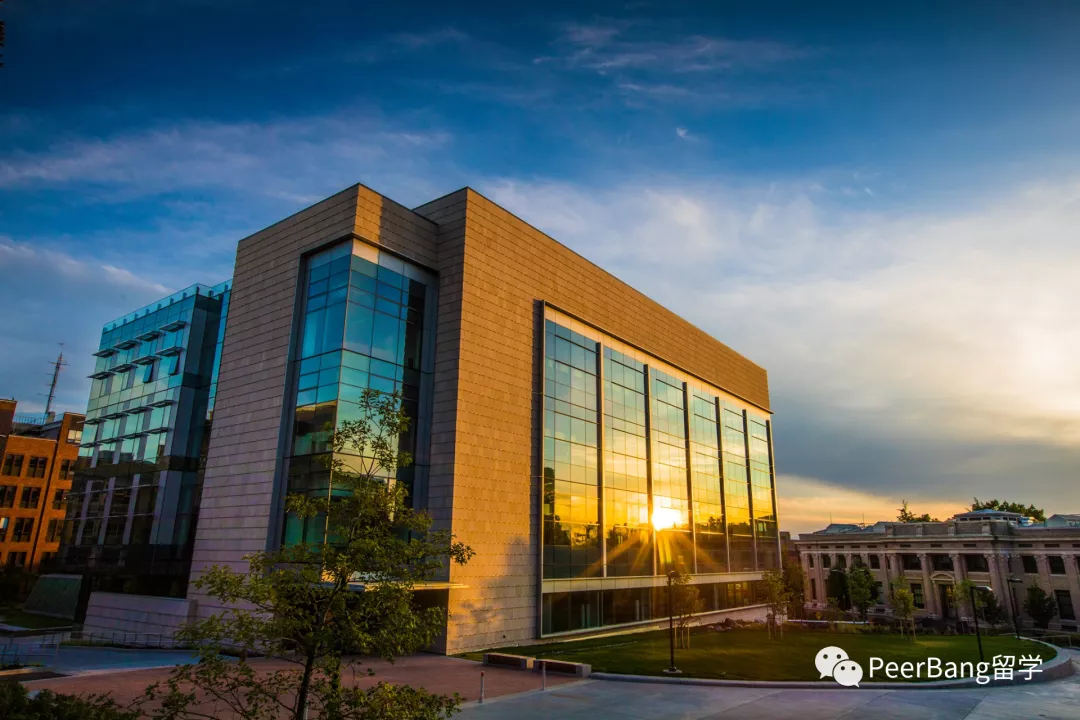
[0,682,137,720]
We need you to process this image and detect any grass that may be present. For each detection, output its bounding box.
[0,609,72,631]
[466,627,1056,682]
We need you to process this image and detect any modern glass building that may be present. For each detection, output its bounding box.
[53,281,230,601]
[70,183,781,652]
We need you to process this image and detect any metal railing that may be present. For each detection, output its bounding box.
[67,630,188,649]
[0,632,64,669]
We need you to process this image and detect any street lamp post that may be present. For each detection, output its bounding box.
[968,584,984,662]
[1007,576,1023,640]
[664,570,681,675]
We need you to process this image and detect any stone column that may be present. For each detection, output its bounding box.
[951,553,966,584]
[1036,555,1054,592]
[880,554,892,609]
[919,553,937,616]
[801,552,813,604]
[1063,553,1080,623]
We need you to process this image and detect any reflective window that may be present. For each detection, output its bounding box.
[602,348,651,577]
[284,243,431,546]
[651,369,692,573]
[542,320,601,580]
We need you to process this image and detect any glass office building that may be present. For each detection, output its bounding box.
[541,309,779,635]
[54,281,230,599]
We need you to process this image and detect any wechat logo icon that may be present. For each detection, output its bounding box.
[815,646,864,687]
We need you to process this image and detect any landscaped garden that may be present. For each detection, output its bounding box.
[468,626,1056,682]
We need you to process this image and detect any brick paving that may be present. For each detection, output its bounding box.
[24,654,573,714]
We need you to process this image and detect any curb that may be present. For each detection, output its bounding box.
[593,638,1074,690]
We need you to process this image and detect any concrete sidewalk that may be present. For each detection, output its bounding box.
[456,663,1080,720]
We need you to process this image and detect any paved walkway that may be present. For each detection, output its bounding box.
[25,654,574,708]
[457,669,1080,720]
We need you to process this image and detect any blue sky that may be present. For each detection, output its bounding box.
[3,1,1079,532]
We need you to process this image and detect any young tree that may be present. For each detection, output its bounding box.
[139,389,474,720]
[761,568,792,639]
[670,570,704,649]
[846,566,876,621]
[890,576,917,640]
[1024,586,1059,630]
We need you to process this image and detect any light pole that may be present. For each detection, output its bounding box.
[1007,576,1023,640]
[664,570,681,675]
[970,584,992,662]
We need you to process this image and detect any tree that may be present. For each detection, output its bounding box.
[782,561,806,620]
[1024,586,1059,630]
[970,498,1046,523]
[670,570,704,649]
[952,580,983,620]
[846,566,876,620]
[825,568,850,612]
[139,389,474,720]
[897,500,940,523]
[761,568,792,639]
[890,576,917,640]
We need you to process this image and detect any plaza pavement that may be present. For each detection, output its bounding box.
[456,655,1080,720]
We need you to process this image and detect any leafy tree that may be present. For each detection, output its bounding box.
[826,568,850,611]
[138,389,474,720]
[761,568,792,639]
[970,498,1046,523]
[896,500,940,523]
[0,682,137,720]
[846,565,876,620]
[669,570,704,649]
[890,576,917,640]
[1024,586,1059,630]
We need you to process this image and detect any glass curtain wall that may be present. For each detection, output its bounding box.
[749,414,778,569]
[58,281,229,598]
[541,321,601,581]
[723,405,755,572]
[650,370,692,574]
[283,242,432,546]
[541,314,777,634]
[601,348,651,577]
[690,391,726,572]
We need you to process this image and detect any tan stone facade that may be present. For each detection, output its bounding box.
[191,184,773,653]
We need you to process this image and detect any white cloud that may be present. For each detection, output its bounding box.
[483,175,1080,519]
[0,240,173,414]
[777,475,964,536]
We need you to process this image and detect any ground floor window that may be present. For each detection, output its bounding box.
[542,580,764,635]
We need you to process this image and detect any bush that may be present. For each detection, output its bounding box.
[0,682,137,720]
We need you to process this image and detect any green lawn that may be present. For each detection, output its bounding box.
[0,609,73,631]
[467,628,1055,682]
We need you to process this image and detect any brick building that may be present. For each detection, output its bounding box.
[70,184,782,652]
[796,510,1080,631]
[0,399,84,572]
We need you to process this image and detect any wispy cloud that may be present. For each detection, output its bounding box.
[543,21,810,73]
[0,115,455,204]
